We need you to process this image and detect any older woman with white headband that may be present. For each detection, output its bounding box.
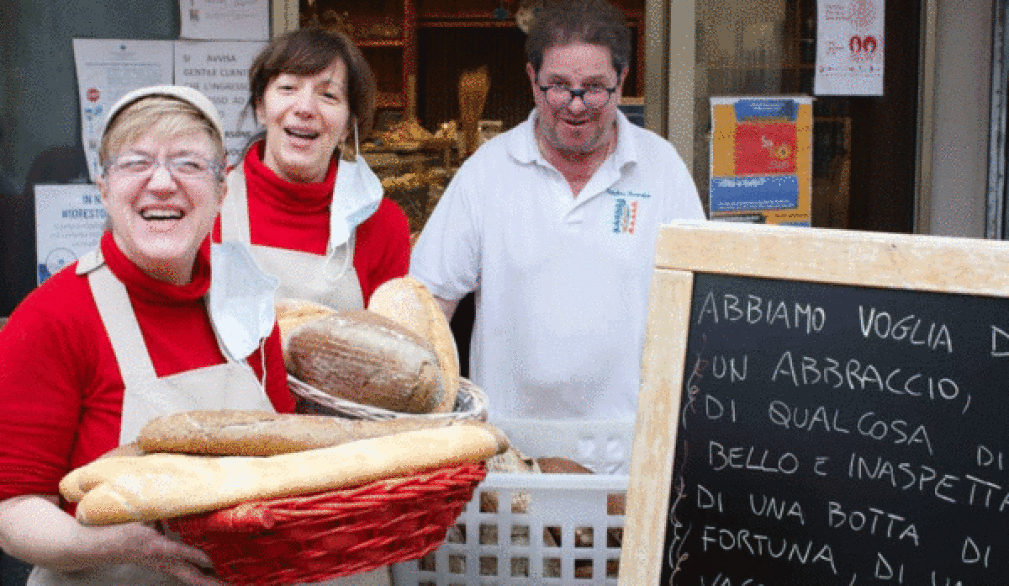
[0,85,295,586]
[217,27,411,311]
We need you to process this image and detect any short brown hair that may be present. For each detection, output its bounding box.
[248,28,376,136]
[525,0,631,78]
[100,96,225,173]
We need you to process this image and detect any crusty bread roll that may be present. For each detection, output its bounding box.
[275,297,336,351]
[480,447,537,517]
[61,423,509,525]
[136,409,462,456]
[369,277,460,413]
[286,310,444,413]
[535,457,594,474]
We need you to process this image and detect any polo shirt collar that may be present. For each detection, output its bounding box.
[507,108,639,173]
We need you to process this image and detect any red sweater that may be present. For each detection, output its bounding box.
[0,232,294,504]
[213,143,411,305]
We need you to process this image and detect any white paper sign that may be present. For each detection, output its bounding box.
[175,40,266,167]
[34,184,106,284]
[73,39,174,182]
[179,0,270,41]
[813,0,885,96]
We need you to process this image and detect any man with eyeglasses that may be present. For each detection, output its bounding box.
[411,0,705,430]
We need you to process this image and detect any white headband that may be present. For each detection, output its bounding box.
[101,84,225,141]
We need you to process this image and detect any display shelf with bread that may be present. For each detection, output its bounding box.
[392,418,634,585]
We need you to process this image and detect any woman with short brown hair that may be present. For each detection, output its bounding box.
[217,28,411,311]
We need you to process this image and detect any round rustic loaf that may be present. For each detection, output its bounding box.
[286,310,445,414]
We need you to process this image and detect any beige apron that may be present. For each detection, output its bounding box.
[28,250,275,586]
[222,165,365,311]
[222,169,390,586]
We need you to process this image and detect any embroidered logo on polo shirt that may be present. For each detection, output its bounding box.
[608,189,651,235]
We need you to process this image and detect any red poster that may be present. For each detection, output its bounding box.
[734,122,797,175]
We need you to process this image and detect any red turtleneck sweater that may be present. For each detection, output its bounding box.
[0,232,294,505]
[213,143,411,305]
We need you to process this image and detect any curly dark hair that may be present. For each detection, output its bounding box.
[247,27,376,136]
[524,0,631,77]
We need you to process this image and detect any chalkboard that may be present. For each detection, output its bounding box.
[620,221,1009,586]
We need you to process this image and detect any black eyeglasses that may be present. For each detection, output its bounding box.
[537,84,618,110]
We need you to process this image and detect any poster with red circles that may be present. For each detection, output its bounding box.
[814,0,885,96]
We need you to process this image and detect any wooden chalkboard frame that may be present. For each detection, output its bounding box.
[619,220,1009,586]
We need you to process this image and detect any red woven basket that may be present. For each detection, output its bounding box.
[164,462,487,586]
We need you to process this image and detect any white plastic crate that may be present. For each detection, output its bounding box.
[391,418,634,586]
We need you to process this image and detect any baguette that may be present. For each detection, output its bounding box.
[61,423,509,525]
[286,310,444,413]
[368,277,460,413]
[136,409,464,456]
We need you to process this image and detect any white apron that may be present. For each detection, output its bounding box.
[221,169,390,586]
[221,165,365,311]
[28,250,275,586]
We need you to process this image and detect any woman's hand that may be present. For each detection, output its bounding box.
[0,495,223,586]
[97,521,223,586]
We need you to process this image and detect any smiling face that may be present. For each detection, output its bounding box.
[527,42,625,157]
[98,130,225,285]
[256,59,351,183]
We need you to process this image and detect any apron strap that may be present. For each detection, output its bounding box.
[88,263,159,389]
[76,249,104,275]
[222,164,253,244]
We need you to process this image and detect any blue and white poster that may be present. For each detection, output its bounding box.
[34,184,106,284]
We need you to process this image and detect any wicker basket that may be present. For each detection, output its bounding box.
[163,376,492,584]
[165,462,487,586]
[288,374,488,422]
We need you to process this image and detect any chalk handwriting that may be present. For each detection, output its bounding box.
[709,441,800,474]
[847,452,959,503]
[700,525,838,575]
[711,354,748,382]
[705,395,737,423]
[696,291,826,334]
[770,352,968,412]
[858,306,953,353]
[749,493,806,525]
[667,476,690,584]
[827,501,920,545]
[767,401,934,456]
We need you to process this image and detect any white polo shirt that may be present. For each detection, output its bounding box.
[411,109,705,420]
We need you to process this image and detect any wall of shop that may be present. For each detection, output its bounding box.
[0,0,178,315]
[0,1,178,193]
[929,1,992,237]
[0,0,999,262]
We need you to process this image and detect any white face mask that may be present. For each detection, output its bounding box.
[209,241,280,361]
[328,121,382,249]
